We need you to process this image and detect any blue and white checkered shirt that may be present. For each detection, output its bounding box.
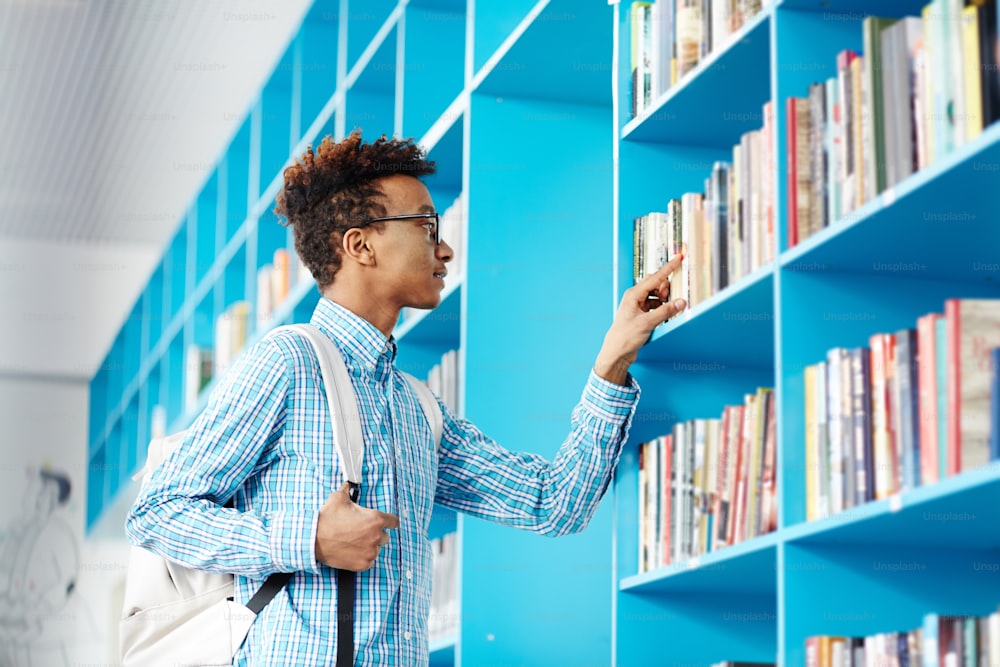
[125,297,639,666]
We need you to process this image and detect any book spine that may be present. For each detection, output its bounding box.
[786,96,799,248]
[936,315,950,480]
[917,313,941,485]
[851,347,874,503]
[897,328,921,490]
[961,5,983,141]
[827,349,844,514]
[870,334,891,499]
[992,348,1000,461]
[805,364,817,519]
[946,299,961,475]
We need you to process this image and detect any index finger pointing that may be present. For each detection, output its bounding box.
[377,511,401,530]
[636,253,683,291]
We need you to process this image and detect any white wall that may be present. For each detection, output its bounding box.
[0,239,160,379]
[0,376,131,666]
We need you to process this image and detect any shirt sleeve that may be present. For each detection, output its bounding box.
[433,369,640,536]
[124,337,320,577]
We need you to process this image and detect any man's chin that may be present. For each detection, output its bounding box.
[407,297,441,312]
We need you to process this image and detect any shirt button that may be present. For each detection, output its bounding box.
[404,631,412,641]
[401,509,409,518]
[406,570,413,580]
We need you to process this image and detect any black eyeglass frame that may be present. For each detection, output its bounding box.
[355,213,441,245]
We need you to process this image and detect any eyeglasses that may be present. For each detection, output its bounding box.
[355,213,440,245]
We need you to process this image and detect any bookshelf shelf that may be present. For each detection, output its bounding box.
[620,531,779,595]
[783,465,1000,549]
[645,263,776,365]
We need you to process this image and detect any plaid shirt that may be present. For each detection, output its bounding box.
[125,297,639,666]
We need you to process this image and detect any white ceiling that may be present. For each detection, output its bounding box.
[0,0,314,379]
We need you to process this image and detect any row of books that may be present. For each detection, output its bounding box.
[806,607,1000,666]
[428,531,458,642]
[788,1,1000,246]
[182,301,252,411]
[804,298,1000,520]
[629,0,772,118]
[426,349,460,415]
[637,387,776,573]
[255,247,302,326]
[632,110,776,308]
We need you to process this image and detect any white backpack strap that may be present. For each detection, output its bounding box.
[401,372,443,451]
[278,324,364,487]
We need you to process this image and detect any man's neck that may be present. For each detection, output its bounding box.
[321,286,399,339]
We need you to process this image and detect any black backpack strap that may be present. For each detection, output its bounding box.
[245,572,293,614]
[336,481,361,666]
[336,568,357,666]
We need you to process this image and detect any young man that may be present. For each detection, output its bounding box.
[125,132,686,665]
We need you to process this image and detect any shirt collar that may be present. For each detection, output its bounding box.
[310,297,397,372]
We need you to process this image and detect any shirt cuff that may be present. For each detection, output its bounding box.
[268,509,320,573]
[582,368,640,421]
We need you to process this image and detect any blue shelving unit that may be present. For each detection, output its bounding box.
[612,0,1000,665]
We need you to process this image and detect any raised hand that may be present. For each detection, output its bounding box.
[593,254,687,385]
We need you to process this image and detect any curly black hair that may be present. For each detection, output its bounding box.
[273,131,436,288]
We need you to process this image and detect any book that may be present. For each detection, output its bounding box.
[786,96,811,247]
[661,434,673,566]
[837,49,859,215]
[896,328,921,491]
[815,360,830,517]
[945,298,1000,474]
[870,333,894,498]
[825,77,842,225]
[961,4,984,141]
[805,364,818,518]
[917,313,943,485]
[864,16,898,197]
[676,0,702,80]
[920,3,938,167]
[991,347,1000,461]
[979,0,1000,128]
[710,161,730,291]
[272,248,291,307]
[850,54,865,210]
[630,2,654,118]
[758,388,777,534]
[808,82,828,237]
[937,315,950,480]
[826,348,845,514]
[849,347,874,504]
[184,344,213,411]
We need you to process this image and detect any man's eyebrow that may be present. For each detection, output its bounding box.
[418,204,436,214]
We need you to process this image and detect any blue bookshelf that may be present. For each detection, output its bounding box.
[612,0,1000,665]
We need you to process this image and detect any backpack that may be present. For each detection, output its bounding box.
[119,323,442,666]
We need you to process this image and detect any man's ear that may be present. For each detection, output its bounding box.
[341,228,376,266]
